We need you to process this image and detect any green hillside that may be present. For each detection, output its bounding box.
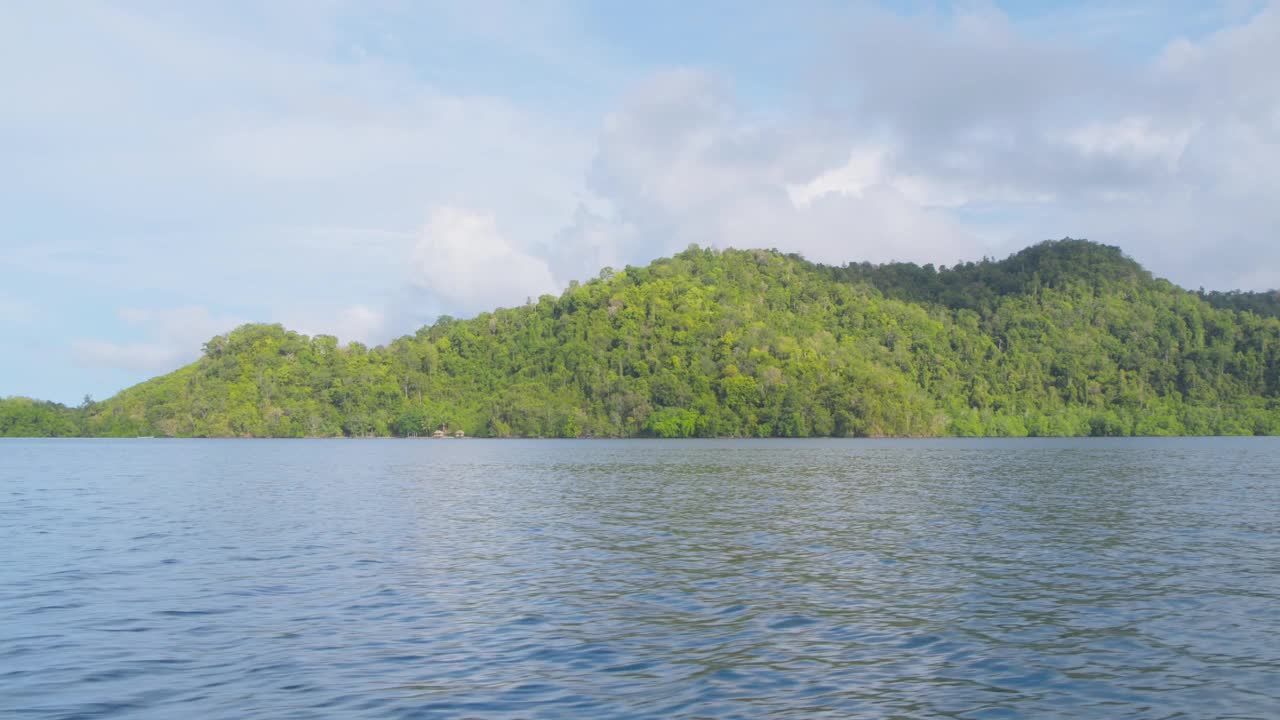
[5,240,1280,438]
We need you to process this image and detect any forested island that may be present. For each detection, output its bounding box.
[4,240,1280,438]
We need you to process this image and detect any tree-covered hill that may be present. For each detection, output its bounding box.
[1198,288,1280,319]
[5,239,1280,438]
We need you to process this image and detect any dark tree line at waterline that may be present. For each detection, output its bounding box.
[5,240,1280,438]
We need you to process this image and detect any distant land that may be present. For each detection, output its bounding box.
[4,240,1280,438]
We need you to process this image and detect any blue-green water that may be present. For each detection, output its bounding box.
[2,438,1278,718]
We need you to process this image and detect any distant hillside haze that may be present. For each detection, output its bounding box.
[4,240,1280,438]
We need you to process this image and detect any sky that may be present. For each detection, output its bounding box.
[2,0,1279,404]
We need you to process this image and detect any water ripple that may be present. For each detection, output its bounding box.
[1,437,1279,718]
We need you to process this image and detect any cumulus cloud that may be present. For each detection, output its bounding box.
[539,2,1280,289]
[544,68,984,276]
[8,1,1280,406]
[809,3,1280,287]
[0,1,590,322]
[545,204,638,284]
[410,207,559,312]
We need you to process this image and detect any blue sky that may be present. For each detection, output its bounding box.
[2,0,1278,404]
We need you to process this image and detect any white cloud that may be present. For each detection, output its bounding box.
[71,302,392,373]
[73,306,243,372]
[546,204,638,284]
[787,146,1053,210]
[332,305,386,346]
[787,146,888,206]
[7,0,1280,409]
[0,1,592,315]
[410,207,559,312]
[277,303,390,347]
[778,1,1280,288]
[549,68,986,273]
[117,306,238,344]
[71,340,183,373]
[1059,117,1194,169]
[537,0,1280,290]
[0,297,36,325]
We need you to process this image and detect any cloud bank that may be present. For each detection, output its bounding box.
[3,1,1279,402]
[73,307,244,372]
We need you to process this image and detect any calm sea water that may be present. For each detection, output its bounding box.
[2,438,1278,719]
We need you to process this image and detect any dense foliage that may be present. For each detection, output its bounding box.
[0,396,83,437]
[5,240,1279,438]
[1198,289,1280,319]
